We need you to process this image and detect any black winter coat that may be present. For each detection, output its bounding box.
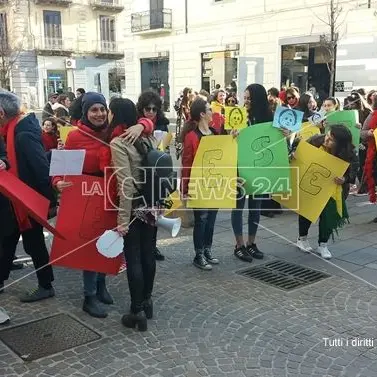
[13,114,56,206]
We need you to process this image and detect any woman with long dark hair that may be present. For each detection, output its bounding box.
[296,124,358,259]
[181,98,219,270]
[298,93,317,121]
[111,98,157,332]
[231,84,273,263]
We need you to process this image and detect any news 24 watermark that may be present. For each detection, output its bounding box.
[323,337,374,347]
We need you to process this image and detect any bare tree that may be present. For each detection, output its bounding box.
[318,0,344,96]
[0,13,25,90]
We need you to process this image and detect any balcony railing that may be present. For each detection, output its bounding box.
[90,0,124,11]
[92,40,123,57]
[35,37,75,54]
[131,8,172,33]
[35,0,72,6]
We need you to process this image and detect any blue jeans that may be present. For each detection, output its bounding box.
[231,192,261,237]
[83,271,106,297]
[193,209,218,252]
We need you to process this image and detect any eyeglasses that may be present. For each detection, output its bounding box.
[227,100,236,105]
[145,106,157,113]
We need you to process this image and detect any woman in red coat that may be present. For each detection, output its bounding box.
[54,93,153,318]
[180,97,219,271]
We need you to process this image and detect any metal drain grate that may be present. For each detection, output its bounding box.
[237,260,330,290]
[0,313,101,361]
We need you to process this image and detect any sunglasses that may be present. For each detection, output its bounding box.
[145,106,157,113]
[227,100,236,104]
[287,96,295,100]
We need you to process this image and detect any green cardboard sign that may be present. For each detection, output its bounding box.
[326,110,360,147]
[238,122,291,195]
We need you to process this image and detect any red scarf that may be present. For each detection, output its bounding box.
[364,110,377,203]
[5,115,32,231]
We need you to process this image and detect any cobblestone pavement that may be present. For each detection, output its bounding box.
[1,195,377,377]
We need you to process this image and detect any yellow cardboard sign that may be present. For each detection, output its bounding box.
[187,135,237,209]
[157,132,173,151]
[211,102,223,114]
[164,190,183,216]
[224,106,248,130]
[59,126,77,143]
[297,122,321,140]
[273,141,349,223]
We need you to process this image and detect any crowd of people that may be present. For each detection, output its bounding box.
[0,79,376,331]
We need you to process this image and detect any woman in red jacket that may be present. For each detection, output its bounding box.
[41,117,62,152]
[54,93,153,318]
[180,97,219,271]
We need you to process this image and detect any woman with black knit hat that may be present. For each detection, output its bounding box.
[53,92,114,318]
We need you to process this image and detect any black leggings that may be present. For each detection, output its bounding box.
[123,219,156,313]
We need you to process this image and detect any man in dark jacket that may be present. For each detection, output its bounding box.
[42,92,58,122]
[0,90,56,302]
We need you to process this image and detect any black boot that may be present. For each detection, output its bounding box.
[96,280,114,305]
[143,298,153,319]
[83,296,108,318]
[121,311,147,332]
[154,247,165,261]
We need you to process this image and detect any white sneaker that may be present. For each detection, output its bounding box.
[318,243,332,259]
[296,237,313,252]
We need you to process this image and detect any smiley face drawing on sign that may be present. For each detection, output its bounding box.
[299,163,331,195]
[278,109,297,130]
[228,107,245,129]
[202,149,223,188]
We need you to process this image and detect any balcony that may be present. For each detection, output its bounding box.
[93,40,124,59]
[35,0,72,6]
[90,0,124,12]
[35,37,75,56]
[131,8,172,34]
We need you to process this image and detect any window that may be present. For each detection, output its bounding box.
[43,11,62,48]
[99,15,115,51]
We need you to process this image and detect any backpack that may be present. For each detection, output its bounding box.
[134,138,177,208]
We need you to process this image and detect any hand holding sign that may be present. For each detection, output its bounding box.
[224,106,248,130]
[273,106,304,132]
[273,141,349,223]
[238,122,290,195]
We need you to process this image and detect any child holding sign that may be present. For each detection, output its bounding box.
[295,125,358,259]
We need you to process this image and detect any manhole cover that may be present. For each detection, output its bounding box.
[237,260,330,290]
[0,313,101,361]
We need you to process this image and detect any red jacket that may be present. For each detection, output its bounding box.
[180,127,217,196]
[42,131,58,151]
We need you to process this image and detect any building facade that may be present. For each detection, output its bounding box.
[123,0,377,117]
[0,0,126,109]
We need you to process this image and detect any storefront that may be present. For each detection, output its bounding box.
[201,49,238,93]
[281,43,331,102]
[45,70,68,100]
[140,55,170,112]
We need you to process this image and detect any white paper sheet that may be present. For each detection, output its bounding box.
[49,150,86,176]
[154,130,167,144]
